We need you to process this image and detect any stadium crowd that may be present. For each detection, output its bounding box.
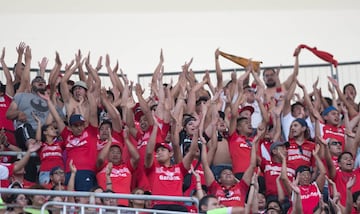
[0,42,359,214]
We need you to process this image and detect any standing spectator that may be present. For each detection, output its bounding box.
[96,126,139,206]
[6,47,48,182]
[287,118,316,171]
[0,47,16,146]
[203,125,264,207]
[34,114,64,185]
[40,88,99,191]
[144,114,198,212]
[281,145,326,214]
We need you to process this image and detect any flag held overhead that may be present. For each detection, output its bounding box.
[296,44,338,67]
[219,50,262,72]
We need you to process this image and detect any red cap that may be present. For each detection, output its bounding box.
[133,103,144,122]
[155,142,172,152]
[238,106,255,115]
[110,141,123,150]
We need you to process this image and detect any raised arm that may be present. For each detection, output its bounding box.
[271,96,285,142]
[182,121,199,170]
[318,137,336,179]
[60,59,77,104]
[279,151,292,195]
[242,126,265,185]
[170,100,184,164]
[346,118,360,158]
[16,46,31,93]
[0,47,14,97]
[150,49,164,97]
[96,128,112,169]
[76,50,87,82]
[144,114,158,168]
[345,176,356,214]
[289,181,304,214]
[215,48,223,90]
[229,87,245,135]
[67,160,77,202]
[200,137,215,186]
[328,76,358,119]
[105,54,122,98]
[100,88,122,132]
[186,79,206,114]
[123,126,140,169]
[33,113,42,142]
[135,83,154,126]
[37,57,48,78]
[282,80,297,116]
[14,139,41,173]
[313,144,326,191]
[283,47,300,90]
[246,173,259,214]
[297,80,322,122]
[38,92,66,133]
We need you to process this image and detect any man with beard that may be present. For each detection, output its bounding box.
[262,47,300,101]
[6,74,49,182]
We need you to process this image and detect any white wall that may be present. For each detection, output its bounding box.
[1,0,359,95]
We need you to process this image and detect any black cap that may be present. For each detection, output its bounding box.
[295,165,311,175]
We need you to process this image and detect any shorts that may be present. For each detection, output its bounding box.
[65,170,97,191]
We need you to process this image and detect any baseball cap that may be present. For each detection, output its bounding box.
[133,103,144,122]
[293,118,308,127]
[110,141,123,150]
[69,114,85,126]
[238,106,254,115]
[270,141,290,152]
[71,80,88,92]
[155,142,173,152]
[321,106,338,116]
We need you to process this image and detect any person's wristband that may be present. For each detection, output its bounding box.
[106,182,112,185]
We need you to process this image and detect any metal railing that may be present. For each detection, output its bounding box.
[0,188,199,214]
[42,201,190,214]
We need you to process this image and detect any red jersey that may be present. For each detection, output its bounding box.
[320,122,345,151]
[259,139,273,162]
[96,131,131,163]
[38,141,64,172]
[334,168,360,206]
[183,160,206,197]
[228,132,253,173]
[145,161,188,206]
[287,139,316,170]
[0,95,14,132]
[288,182,321,214]
[97,160,134,206]
[60,125,98,173]
[0,95,15,145]
[260,160,295,196]
[208,179,249,207]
